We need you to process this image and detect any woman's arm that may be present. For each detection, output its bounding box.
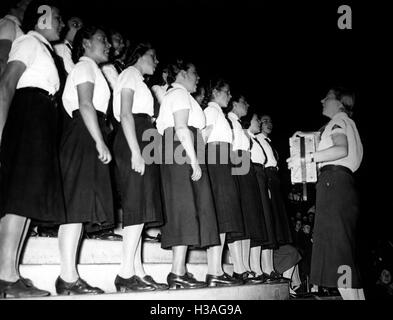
[312,133,348,163]
[120,88,145,175]
[0,60,25,143]
[173,109,202,181]
[77,82,111,164]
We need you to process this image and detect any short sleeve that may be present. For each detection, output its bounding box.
[204,106,219,126]
[119,68,138,91]
[0,18,16,41]
[72,61,96,86]
[169,89,191,113]
[330,119,346,136]
[8,35,38,67]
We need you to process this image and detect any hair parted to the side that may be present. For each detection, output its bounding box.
[166,58,194,85]
[125,42,153,68]
[201,78,230,110]
[330,86,355,118]
[71,25,102,63]
[22,0,60,33]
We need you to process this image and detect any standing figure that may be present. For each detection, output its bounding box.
[287,87,364,300]
[112,43,167,291]
[58,25,115,295]
[226,94,267,284]
[202,79,245,286]
[0,0,65,298]
[156,59,220,289]
[257,114,293,280]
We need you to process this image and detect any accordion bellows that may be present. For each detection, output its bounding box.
[289,132,320,184]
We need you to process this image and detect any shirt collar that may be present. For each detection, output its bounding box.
[4,14,21,26]
[247,129,256,138]
[79,56,98,66]
[64,40,72,48]
[208,101,223,112]
[332,112,348,120]
[28,30,52,49]
[172,82,188,91]
[258,132,269,140]
[228,112,239,121]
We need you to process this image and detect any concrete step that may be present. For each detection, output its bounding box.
[21,236,231,265]
[19,263,289,300]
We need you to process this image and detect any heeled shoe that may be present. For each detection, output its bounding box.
[137,275,168,290]
[0,278,50,298]
[205,273,242,287]
[167,272,207,289]
[55,277,104,295]
[114,275,155,292]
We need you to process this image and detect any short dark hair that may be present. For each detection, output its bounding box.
[22,0,60,33]
[330,86,355,117]
[227,90,246,114]
[125,42,153,68]
[72,25,102,63]
[166,58,194,85]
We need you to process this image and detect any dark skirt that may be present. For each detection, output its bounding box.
[310,166,362,288]
[113,114,163,228]
[59,110,114,229]
[265,167,293,245]
[160,127,220,249]
[206,142,244,235]
[253,164,278,250]
[273,244,302,274]
[0,88,66,223]
[227,151,267,247]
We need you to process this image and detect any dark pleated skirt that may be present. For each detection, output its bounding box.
[0,88,66,223]
[310,167,362,288]
[253,164,279,249]
[59,110,114,229]
[160,127,220,249]
[265,167,293,245]
[113,114,163,228]
[206,142,244,235]
[227,151,267,247]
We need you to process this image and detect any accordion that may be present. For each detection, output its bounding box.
[289,132,321,200]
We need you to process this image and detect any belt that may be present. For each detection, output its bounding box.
[72,109,106,120]
[265,166,278,171]
[252,162,265,169]
[133,113,153,120]
[320,165,353,176]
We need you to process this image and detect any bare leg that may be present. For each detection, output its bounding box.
[58,223,83,282]
[0,214,29,281]
[207,233,225,275]
[171,245,188,275]
[261,249,274,274]
[118,223,144,278]
[228,240,247,274]
[241,239,251,272]
[134,231,146,278]
[250,246,262,275]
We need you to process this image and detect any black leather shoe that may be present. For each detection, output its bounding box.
[232,271,249,283]
[247,274,268,285]
[206,273,242,287]
[167,272,207,289]
[143,232,162,243]
[114,275,155,292]
[137,275,168,290]
[55,277,104,295]
[87,229,123,241]
[0,278,50,298]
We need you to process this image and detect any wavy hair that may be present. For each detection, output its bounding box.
[71,25,101,63]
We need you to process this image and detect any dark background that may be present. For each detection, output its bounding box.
[2,0,392,292]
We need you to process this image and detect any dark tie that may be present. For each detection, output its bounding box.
[43,42,67,95]
[65,42,72,51]
[265,137,279,162]
[251,137,268,165]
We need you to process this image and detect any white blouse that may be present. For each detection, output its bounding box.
[156,83,206,135]
[317,112,363,172]
[54,40,74,74]
[227,112,250,151]
[8,31,60,95]
[62,56,110,117]
[203,102,233,144]
[113,66,154,122]
[0,14,24,42]
[152,83,169,105]
[248,130,267,165]
[101,63,119,90]
[256,132,278,168]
